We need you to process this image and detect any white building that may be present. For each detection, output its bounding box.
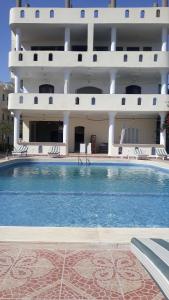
[8,0,169,156]
[0,82,13,147]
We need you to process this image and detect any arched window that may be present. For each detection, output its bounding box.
[140,10,145,18]
[76,86,102,94]
[154,54,158,62]
[18,53,23,61]
[137,97,142,105]
[48,53,53,61]
[156,9,160,17]
[94,10,98,18]
[124,54,128,62]
[39,84,55,93]
[35,10,40,18]
[122,97,126,105]
[81,10,85,18]
[139,54,143,62]
[125,10,129,18]
[49,97,53,104]
[75,97,79,105]
[93,54,97,62]
[153,97,157,105]
[20,10,25,18]
[33,53,38,61]
[78,54,82,62]
[126,85,142,94]
[50,10,54,18]
[19,96,23,104]
[34,96,38,104]
[91,97,96,105]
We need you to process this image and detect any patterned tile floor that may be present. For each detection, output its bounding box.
[0,242,166,300]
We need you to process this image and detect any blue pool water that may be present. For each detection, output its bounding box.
[0,162,169,227]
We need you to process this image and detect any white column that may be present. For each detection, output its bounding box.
[110,71,116,94]
[63,112,70,154]
[16,28,21,51]
[14,75,20,93]
[161,27,168,52]
[110,27,116,51]
[64,27,70,51]
[161,71,168,94]
[88,23,94,51]
[159,112,166,147]
[13,111,20,149]
[108,112,116,156]
[64,71,70,94]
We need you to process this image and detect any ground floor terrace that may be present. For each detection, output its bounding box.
[13,111,168,156]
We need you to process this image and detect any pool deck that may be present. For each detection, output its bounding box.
[0,156,168,299]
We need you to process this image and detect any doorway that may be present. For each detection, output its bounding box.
[74,126,85,152]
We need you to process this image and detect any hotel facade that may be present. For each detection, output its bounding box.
[9,0,169,156]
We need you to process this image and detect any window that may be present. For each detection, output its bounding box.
[124,54,128,62]
[20,80,23,91]
[156,9,160,17]
[39,84,54,93]
[140,10,145,18]
[20,10,25,18]
[75,97,79,105]
[121,97,126,105]
[154,54,158,62]
[125,10,129,18]
[19,96,23,104]
[49,97,53,104]
[124,128,139,144]
[18,53,23,61]
[94,10,98,18]
[91,97,95,105]
[80,10,85,18]
[153,97,157,105]
[48,53,53,61]
[78,54,82,62]
[34,96,38,104]
[93,54,97,62]
[139,54,143,62]
[33,53,38,61]
[35,10,40,18]
[2,94,5,101]
[50,10,54,18]
[137,97,142,105]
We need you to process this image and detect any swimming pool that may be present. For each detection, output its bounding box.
[0,162,169,227]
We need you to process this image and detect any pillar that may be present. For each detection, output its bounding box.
[161,71,168,94]
[108,112,116,156]
[111,27,116,51]
[16,28,21,51]
[63,112,70,154]
[64,27,70,51]
[110,71,116,94]
[14,75,20,93]
[64,71,70,94]
[88,23,94,51]
[13,111,20,148]
[161,27,168,52]
[159,112,166,147]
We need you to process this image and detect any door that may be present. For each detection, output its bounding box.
[74,126,85,152]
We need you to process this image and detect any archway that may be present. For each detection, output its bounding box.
[126,85,141,94]
[39,84,55,93]
[76,86,102,94]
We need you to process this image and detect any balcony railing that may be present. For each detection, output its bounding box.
[9,51,169,69]
[8,93,169,112]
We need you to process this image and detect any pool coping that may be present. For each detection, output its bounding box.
[0,156,169,243]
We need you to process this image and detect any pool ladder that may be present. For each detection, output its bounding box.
[78,156,91,166]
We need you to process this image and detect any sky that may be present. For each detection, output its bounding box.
[0,0,163,82]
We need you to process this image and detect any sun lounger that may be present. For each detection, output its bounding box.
[131,238,169,299]
[155,148,169,160]
[48,146,60,157]
[12,145,28,156]
[134,147,148,160]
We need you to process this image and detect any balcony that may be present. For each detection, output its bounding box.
[8,93,169,113]
[9,51,169,70]
[10,7,169,26]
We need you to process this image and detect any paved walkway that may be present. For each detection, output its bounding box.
[0,242,165,300]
